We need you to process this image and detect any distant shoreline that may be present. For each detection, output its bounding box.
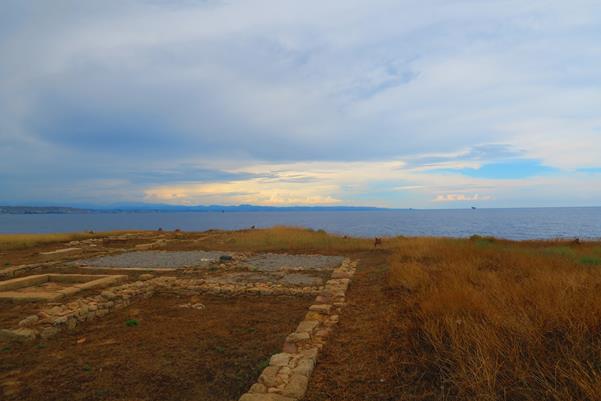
[0,205,390,215]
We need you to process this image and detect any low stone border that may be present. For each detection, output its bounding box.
[238,258,357,401]
[0,261,63,280]
[0,275,158,341]
[0,274,127,303]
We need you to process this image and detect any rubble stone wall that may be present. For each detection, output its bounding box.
[238,258,358,401]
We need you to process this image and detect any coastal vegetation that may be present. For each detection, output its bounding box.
[385,236,601,400]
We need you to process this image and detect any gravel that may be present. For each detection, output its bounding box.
[245,254,344,272]
[79,251,231,269]
[78,251,344,272]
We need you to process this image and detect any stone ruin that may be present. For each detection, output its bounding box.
[0,250,358,401]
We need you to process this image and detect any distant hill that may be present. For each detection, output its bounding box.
[0,204,389,214]
[0,206,95,214]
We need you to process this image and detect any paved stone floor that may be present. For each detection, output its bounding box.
[77,250,232,269]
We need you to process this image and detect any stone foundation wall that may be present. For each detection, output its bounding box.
[0,276,158,341]
[0,273,326,341]
[239,258,358,401]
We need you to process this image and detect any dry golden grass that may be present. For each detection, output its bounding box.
[0,231,129,251]
[388,237,601,401]
[194,226,377,253]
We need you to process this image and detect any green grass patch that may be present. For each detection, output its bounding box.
[542,246,576,258]
[579,256,601,266]
[125,319,139,327]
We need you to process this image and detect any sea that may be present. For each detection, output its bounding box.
[1,207,600,240]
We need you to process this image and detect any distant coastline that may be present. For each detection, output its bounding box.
[0,205,389,215]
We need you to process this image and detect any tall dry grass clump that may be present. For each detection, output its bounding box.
[198,226,376,253]
[0,231,126,251]
[388,237,601,401]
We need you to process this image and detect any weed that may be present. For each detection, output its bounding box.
[214,345,225,354]
[125,319,139,327]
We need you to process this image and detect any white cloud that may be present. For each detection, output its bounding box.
[434,194,493,202]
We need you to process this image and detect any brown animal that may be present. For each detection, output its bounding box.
[374,237,383,247]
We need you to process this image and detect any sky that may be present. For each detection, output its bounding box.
[1,0,600,208]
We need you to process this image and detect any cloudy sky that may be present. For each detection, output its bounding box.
[1,0,600,208]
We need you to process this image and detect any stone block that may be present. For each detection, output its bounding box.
[40,326,59,339]
[296,320,319,333]
[18,315,39,327]
[270,353,292,367]
[304,311,324,321]
[281,374,308,399]
[309,304,331,314]
[331,271,352,279]
[292,357,315,377]
[259,366,281,387]
[286,332,310,343]
[301,347,319,361]
[249,383,267,393]
[0,328,37,341]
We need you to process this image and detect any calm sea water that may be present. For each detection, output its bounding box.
[1,208,600,240]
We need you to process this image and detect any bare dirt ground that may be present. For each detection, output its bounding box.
[1,294,313,401]
[303,250,408,401]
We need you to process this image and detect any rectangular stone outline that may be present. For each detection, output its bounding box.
[0,274,127,302]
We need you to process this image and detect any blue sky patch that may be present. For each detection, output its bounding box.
[436,160,557,179]
[578,167,601,173]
